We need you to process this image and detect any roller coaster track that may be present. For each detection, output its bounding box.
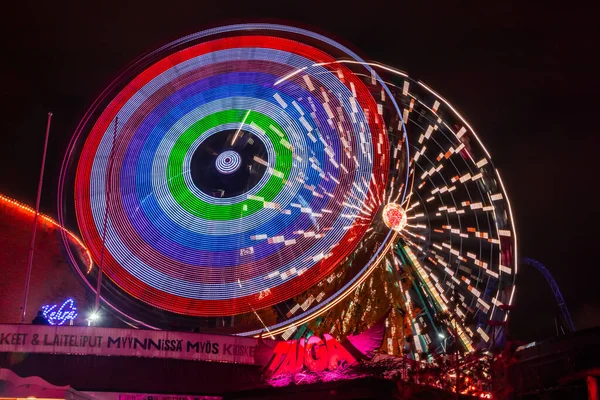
[520,257,576,333]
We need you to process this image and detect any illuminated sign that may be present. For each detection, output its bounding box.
[42,298,78,325]
[259,311,389,378]
[264,334,358,376]
[0,324,260,365]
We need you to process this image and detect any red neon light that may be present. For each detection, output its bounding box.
[264,334,357,376]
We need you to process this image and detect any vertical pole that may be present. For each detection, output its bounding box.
[21,112,52,323]
[94,116,118,312]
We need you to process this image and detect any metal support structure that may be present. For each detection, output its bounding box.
[21,112,53,323]
[521,257,576,333]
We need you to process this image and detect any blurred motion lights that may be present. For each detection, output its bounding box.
[382,203,408,232]
[58,24,517,356]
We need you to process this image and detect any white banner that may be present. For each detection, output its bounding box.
[0,324,261,365]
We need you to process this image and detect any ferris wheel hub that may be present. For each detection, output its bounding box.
[383,203,408,232]
[215,150,242,175]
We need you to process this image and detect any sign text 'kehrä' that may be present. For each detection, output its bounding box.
[0,324,260,365]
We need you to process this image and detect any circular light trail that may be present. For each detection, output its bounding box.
[215,150,242,175]
[67,27,392,317]
[59,25,517,356]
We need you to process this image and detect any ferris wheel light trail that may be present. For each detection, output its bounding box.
[65,32,388,317]
[56,24,516,355]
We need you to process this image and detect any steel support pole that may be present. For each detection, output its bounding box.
[21,112,52,323]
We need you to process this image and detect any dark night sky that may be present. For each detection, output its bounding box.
[1,1,598,342]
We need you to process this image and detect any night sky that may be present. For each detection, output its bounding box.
[1,1,597,342]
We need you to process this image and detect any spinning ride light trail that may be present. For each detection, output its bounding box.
[58,24,517,355]
[62,26,393,318]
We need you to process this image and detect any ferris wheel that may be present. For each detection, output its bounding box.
[380,71,518,354]
[58,24,517,357]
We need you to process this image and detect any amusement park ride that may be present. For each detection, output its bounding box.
[55,25,519,363]
[8,22,588,399]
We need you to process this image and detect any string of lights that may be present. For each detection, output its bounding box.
[0,193,92,272]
